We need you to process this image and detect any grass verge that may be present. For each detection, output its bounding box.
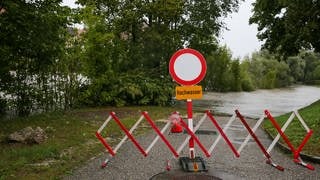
[0,106,186,180]
[263,100,320,157]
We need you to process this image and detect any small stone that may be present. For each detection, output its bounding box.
[8,126,47,144]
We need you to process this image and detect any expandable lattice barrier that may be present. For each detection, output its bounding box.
[95,110,315,171]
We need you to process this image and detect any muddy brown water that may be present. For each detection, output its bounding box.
[187,85,320,118]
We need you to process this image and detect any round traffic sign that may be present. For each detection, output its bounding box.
[169,48,207,86]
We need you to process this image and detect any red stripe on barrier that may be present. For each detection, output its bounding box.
[110,112,147,157]
[294,130,313,159]
[235,110,271,159]
[142,112,179,158]
[179,119,211,157]
[206,111,240,158]
[95,132,115,156]
[264,110,296,153]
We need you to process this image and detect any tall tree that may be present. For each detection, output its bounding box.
[75,0,242,105]
[230,59,242,91]
[0,0,70,116]
[78,0,241,76]
[204,46,232,92]
[250,0,320,58]
[248,50,293,88]
[299,51,320,83]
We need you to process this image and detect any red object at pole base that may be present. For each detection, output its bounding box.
[170,122,183,133]
[101,162,107,168]
[166,160,172,171]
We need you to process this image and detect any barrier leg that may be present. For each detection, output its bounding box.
[95,132,116,168]
[95,115,115,168]
[294,157,315,170]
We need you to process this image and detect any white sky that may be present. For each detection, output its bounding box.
[61,0,77,8]
[62,0,262,59]
[220,0,262,59]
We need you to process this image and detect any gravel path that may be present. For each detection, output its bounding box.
[64,115,320,180]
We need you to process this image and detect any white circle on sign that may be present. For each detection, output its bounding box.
[169,48,206,86]
[174,53,202,81]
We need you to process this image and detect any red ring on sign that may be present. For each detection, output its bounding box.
[169,48,207,86]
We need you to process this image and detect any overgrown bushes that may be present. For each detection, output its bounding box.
[79,73,174,107]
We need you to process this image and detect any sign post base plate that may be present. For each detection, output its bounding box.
[179,156,208,172]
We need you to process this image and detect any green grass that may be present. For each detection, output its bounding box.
[263,100,320,156]
[0,106,186,180]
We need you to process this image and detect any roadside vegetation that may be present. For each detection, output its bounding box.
[0,106,186,179]
[263,100,320,157]
[1,1,320,119]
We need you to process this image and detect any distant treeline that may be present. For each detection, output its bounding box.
[1,1,320,117]
[203,48,320,92]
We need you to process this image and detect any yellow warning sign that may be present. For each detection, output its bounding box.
[175,86,203,100]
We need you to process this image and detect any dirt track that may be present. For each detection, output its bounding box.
[64,115,320,180]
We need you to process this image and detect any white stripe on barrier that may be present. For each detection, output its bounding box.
[237,114,265,154]
[208,114,236,154]
[113,115,145,153]
[266,112,295,154]
[100,114,146,166]
[98,115,113,133]
[294,110,310,132]
[145,120,172,154]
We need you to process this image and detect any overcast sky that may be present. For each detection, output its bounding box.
[61,0,77,8]
[62,0,262,59]
[220,0,262,59]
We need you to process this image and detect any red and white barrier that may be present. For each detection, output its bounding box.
[265,110,314,170]
[95,109,315,171]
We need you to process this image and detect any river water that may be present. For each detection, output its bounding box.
[187,85,320,118]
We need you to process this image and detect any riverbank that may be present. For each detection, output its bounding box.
[0,106,186,179]
[263,99,320,157]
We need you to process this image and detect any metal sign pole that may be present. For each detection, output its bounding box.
[187,99,195,159]
[169,48,207,172]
